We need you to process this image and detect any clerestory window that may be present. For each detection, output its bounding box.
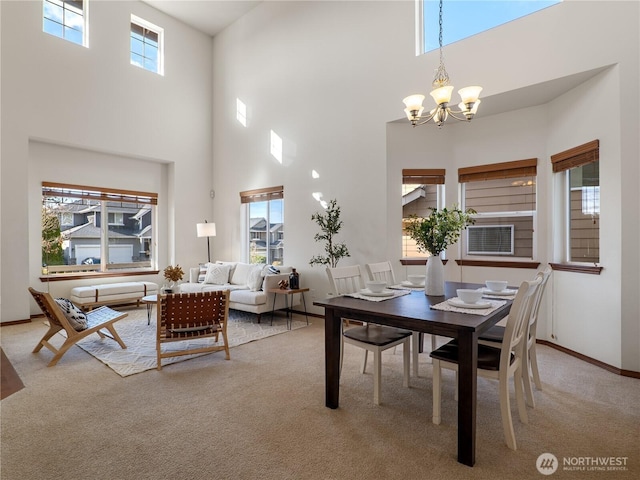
[43,0,87,47]
[130,15,164,75]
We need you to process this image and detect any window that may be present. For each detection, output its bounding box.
[108,212,125,226]
[459,159,537,259]
[41,182,157,275]
[422,0,561,53]
[402,169,445,259]
[130,15,164,75]
[240,186,284,265]
[551,140,600,264]
[43,0,87,46]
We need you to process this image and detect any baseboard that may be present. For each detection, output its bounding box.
[537,339,640,379]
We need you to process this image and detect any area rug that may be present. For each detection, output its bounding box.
[56,309,309,377]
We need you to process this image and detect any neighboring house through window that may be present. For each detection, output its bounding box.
[43,0,87,47]
[459,159,537,259]
[41,182,157,274]
[130,15,164,75]
[240,186,284,265]
[402,169,445,261]
[551,140,600,264]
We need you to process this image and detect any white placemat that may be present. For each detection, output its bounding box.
[431,297,506,315]
[343,289,411,302]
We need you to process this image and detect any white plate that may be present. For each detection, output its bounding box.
[480,287,517,296]
[360,289,395,297]
[401,280,425,288]
[447,298,492,309]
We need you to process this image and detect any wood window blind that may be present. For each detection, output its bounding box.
[458,159,537,183]
[42,182,158,205]
[402,169,446,185]
[550,140,599,173]
[239,186,284,204]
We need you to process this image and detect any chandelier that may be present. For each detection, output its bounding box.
[402,0,482,127]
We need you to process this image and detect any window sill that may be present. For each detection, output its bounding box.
[549,263,603,275]
[400,258,449,266]
[454,259,540,269]
[40,270,159,282]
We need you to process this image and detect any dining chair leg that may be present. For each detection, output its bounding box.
[522,345,536,408]
[373,349,382,405]
[431,334,437,352]
[403,338,410,388]
[432,359,442,424]
[514,365,529,425]
[361,350,369,374]
[530,343,543,391]
[499,370,517,450]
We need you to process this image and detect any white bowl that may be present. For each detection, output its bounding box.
[407,274,425,285]
[366,280,387,293]
[457,289,483,304]
[485,280,508,292]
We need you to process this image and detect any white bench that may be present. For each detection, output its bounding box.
[70,282,158,310]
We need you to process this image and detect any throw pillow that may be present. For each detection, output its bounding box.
[204,263,231,285]
[54,298,88,331]
[197,263,212,283]
[247,265,264,291]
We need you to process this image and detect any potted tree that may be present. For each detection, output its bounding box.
[309,199,350,268]
[405,205,475,295]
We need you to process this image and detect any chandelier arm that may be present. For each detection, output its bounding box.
[445,110,472,122]
[411,109,438,126]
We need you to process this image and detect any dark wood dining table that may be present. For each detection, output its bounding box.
[313,281,513,467]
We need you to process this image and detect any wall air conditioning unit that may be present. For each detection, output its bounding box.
[466,225,514,255]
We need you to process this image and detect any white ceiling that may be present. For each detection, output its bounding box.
[142,0,261,37]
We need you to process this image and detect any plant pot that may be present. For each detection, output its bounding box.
[425,255,445,296]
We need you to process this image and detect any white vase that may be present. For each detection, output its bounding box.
[425,255,445,296]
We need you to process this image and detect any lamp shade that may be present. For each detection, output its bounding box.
[402,94,426,112]
[457,86,483,105]
[430,85,454,106]
[196,222,216,237]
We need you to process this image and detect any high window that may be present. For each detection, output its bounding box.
[421,0,561,54]
[459,159,537,259]
[551,140,600,264]
[41,182,157,275]
[130,15,164,75]
[402,169,445,261]
[43,0,87,47]
[240,186,284,265]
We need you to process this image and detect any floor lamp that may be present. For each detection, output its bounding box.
[196,220,216,263]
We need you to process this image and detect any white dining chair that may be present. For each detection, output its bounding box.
[430,276,542,450]
[479,266,552,407]
[365,260,437,378]
[326,265,411,405]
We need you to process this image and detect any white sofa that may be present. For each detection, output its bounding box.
[179,262,301,322]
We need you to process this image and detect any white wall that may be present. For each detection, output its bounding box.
[0,0,214,320]
[212,1,639,370]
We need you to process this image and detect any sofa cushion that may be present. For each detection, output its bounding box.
[247,264,264,291]
[216,261,237,280]
[204,263,231,285]
[230,262,253,285]
[229,289,267,306]
[54,298,88,331]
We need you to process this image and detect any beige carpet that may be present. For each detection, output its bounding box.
[54,309,309,376]
[1,310,638,480]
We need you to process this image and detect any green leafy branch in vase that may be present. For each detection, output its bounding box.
[405,205,476,256]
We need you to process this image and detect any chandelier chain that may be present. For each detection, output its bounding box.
[433,0,449,89]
